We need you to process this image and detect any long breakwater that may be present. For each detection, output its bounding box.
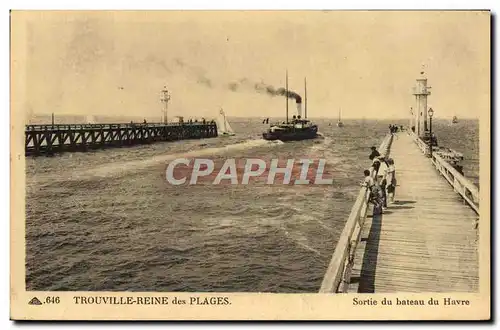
[25,122,218,156]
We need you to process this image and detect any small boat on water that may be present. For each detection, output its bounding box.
[452,116,458,124]
[262,73,318,142]
[337,108,344,127]
[217,108,235,136]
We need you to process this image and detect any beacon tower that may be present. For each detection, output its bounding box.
[412,72,432,137]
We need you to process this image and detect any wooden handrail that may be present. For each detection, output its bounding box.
[319,133,394,293]
[408,131,479,215]
[24,122,216,131]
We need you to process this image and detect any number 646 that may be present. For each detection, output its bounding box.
[45,296,60,304]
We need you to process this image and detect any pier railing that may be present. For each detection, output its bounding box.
[319,133,394,293]
[412,132,431,155]
[25,122,214,132]
[409,131,479,215]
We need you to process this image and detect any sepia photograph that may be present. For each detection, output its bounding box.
[10,9,490,320]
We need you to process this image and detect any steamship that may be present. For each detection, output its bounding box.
[262,74,318,141]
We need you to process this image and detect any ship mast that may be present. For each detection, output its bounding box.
[286,70,289,124]
[304,77,307,119]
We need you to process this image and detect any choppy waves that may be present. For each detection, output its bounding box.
[25,119,479,292]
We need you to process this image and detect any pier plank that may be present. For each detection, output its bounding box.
[349,133,479,293]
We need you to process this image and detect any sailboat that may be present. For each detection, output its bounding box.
[217,108,235,136]
[452,116,458,124]
[337,108,344,127]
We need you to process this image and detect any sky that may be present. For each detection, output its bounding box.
[13,10,490,120]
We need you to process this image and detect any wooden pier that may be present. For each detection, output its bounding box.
[320,131,479,293]
[25,122,218,156]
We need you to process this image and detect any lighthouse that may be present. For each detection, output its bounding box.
[412,72,431,137]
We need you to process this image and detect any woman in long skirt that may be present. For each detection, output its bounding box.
[386,158,396,204]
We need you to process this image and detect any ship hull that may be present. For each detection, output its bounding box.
[262,127,318,141]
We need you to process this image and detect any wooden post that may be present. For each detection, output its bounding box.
[304,77,307,119]
[285,70,289,124]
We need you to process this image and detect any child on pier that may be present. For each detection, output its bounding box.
[362,170,374,189]
[362,170,383,215]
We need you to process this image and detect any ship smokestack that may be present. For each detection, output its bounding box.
[296,102,302,118]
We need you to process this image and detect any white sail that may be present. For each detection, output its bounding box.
[217,108,235,135]
[224,117,234,133]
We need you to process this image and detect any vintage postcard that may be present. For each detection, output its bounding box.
[10,10,490,320]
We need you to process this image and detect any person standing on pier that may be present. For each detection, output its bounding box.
[386,158,397,204]
[379,177,388,209]
[369,147,383,173]
[369,146,380,160]
[371,180,385,215]
[389,124,399,139]
[372,157,382,173]
[368,147,380,164]
[377,159,389,209]
[362,170,383,214]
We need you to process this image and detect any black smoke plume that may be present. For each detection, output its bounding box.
[228,78,250,92]
[228,78,302,103]
[197,76,213,88]
[254,82,302,103]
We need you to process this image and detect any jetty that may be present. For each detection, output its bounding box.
[25,122,218,156]
[320,74,479,293]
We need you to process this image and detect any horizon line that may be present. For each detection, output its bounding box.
[28,112,480,121]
